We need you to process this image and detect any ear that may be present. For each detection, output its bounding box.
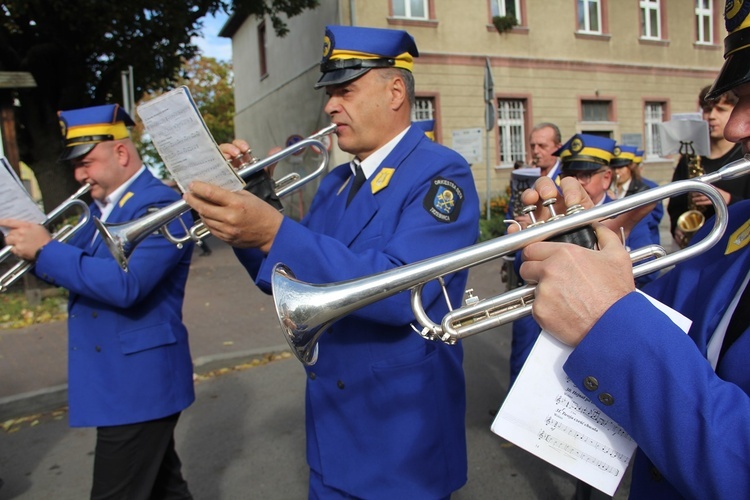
[389,74,407,111]
[113,142,130,167]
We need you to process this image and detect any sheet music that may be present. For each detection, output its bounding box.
[137,86,243,193]
[509,168,540,217]
[0,157,46,235]
[491,291,692,496]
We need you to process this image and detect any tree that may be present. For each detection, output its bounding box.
[0,0,318,211]
[133,56,235,179]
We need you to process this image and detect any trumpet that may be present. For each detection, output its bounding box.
[0,183,92,293]
[96,124,337,271]
[272,155,750,365]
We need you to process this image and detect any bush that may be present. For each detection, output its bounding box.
[479,192,510,242]
[492,15,518,34]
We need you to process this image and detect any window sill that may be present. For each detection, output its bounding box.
[486,25,529,35]
[693,42,721,51]
[639,38,669,47]
[574,31,611,41]
[387,17,439,28]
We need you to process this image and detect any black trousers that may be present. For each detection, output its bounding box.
[90,412,192,500]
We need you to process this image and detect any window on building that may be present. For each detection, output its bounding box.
[497,99,526,166]
[577,0,602,34]
[640,0,662,39]
[412,97,435,121]
[491,0,522,24]
[258,21,268,78]
[695,0,713,44]
[581,100,611,122]
[644,102,665,158]
[392,0,429,19]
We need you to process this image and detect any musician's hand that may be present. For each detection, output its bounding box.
[0,220,52,261]
[184,181,283,252]
[673,227,686,247]
[507,177,591,235]
[218,140,279,177]
[692,186,730,207]
[520,223,635,346]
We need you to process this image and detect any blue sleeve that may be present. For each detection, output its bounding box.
[563,292,750,498]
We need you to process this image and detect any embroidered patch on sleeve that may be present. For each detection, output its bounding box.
[423,177,464,223]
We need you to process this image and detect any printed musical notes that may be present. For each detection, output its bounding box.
[491,294,691,496]
[0,157,46,235]
[137,86,243,193]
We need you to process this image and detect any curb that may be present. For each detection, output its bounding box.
[0,345,293,423]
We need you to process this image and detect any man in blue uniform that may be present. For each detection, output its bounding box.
[0,104,195,499]
[516,2,750,495]
[185,26,480,498]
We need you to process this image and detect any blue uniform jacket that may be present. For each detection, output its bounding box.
[235,126,480,498]
[33,169,195,427]
[564,200,750,499]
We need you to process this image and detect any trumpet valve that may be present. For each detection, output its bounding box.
[231,150,258,170]
[522,204,543,227]
[543,198,564,223]
[464,288,480,306]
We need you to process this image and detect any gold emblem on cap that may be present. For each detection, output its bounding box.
[322,35,332,58]
[571,137,583,153]
[727,0,743,20]
[613,146,622,156]
[59,118,67,139]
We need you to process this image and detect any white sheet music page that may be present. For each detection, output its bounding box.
[491,291,692,496]
[137,86,243,193]
[0,157,46,235]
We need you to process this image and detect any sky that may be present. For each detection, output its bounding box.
[193,11,232,61]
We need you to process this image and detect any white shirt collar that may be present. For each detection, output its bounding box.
[96,165,147,223]
[350,126,411,180]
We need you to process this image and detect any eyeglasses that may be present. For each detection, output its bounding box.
[560,168,609,184]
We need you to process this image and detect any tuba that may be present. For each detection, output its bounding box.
[675,142,706,248]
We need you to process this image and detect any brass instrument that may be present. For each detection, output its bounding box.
[0,183,92,293]
[676,142,706,248]
[272,155,750,365]
[96,124,337,271]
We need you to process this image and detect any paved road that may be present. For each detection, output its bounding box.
[0,239,631,499]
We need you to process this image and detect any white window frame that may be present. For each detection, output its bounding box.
[577,0,602,34]
[497,99,526,167]
[644,102,665,159]
[412,97,435,122]
[392,0,429,20]
[491,0,522,24]
[695,0,713,44]
[640,0,662,40]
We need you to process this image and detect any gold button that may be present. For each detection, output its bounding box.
[598,393,614,406]
[583,376,598,391]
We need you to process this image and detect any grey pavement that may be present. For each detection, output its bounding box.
[0,238,631,499]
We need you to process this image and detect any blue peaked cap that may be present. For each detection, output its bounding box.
[58,104,135,162]
[315,25,419,88]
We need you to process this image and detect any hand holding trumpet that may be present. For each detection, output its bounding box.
[184,141,285,252]
[513,176,645,346]
[0,219,52,261]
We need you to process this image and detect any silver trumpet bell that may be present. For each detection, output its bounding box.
[96,124,337,271]
[272,155,750,366]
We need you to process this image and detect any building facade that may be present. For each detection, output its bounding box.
[220,0,724,216]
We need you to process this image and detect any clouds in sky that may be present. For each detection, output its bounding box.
[193,12,232,62]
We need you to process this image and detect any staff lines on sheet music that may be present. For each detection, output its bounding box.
[554,394,630,439]
[543,416,630,463]
[537,430,621,476]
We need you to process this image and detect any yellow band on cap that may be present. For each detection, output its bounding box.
[66,122,130,143]
[329,49,414,72]
[559,146,613,163]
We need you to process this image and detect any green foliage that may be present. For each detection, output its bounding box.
[131,56,236,177]
[0,290,68,329]
[0,0,320,208]
[479,192,510,242]
[492,15,518,33]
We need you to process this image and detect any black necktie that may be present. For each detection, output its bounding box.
[719,281,750,363]
[346,161,366,207]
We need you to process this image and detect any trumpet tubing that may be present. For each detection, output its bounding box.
[0,183,92,293]
[272,155,750,366]
[96,124,337,271]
